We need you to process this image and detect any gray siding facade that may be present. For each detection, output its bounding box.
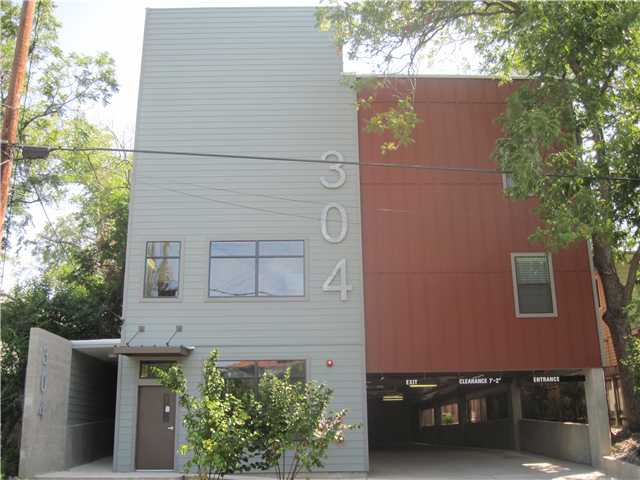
[114,7,368,473]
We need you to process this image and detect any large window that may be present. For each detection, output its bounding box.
[144,241,181,297]
[217,359,306,394]
[209,240,304,297]
[511,253,557,317]
[440,403,459,425]
[522,382,587,423]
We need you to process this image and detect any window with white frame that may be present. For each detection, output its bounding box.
[144,241,181,297]
[209,240,304,297]
[511,253,557,316]
[502,173,514,190]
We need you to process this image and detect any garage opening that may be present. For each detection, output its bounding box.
[366,371,589,458]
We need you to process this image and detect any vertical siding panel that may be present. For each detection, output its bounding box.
[360,78,601,374]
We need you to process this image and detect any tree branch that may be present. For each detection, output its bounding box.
[624,245,640,304]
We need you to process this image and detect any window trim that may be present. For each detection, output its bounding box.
[142,240,184,301]
[502,173,513,191]
[510,252,558,318]
[217,359,308,394]
[207,240,306,299]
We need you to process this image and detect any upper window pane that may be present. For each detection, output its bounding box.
[211,241,256,257]
[514,254,555,315]
[218,360,306,395]
[217,361,257,378]
[515,256,550,284]
[140,361,175,379]
[258,257,304,297]
[210,258,256,297]
[145,257,180,297]
[209,240,304,298]
[258,241,304,257]
[257,360,305,379]
[146,241,180,258]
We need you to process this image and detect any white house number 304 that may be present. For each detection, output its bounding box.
[320,151,352,301]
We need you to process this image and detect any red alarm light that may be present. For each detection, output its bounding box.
[326,359,334,368]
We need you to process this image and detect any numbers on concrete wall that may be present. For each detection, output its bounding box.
[38,344,48,417]
[320,151,351,301]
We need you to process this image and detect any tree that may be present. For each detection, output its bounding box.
[154,350,262,480]
[1,1,123,476]
[318,1,640,430]
[1,0,118,242]
[255,370,356,480]
[622,335,640,397]
[0,131,129,475]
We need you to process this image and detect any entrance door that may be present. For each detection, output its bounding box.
[135,386,176,470]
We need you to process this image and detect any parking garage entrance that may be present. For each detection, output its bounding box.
[366,371,591,462]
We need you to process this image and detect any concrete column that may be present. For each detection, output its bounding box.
[510,382,522,450]
[19,328,72,478]
[584,368,611,467]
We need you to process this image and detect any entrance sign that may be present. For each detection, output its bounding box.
[531,375,585,384]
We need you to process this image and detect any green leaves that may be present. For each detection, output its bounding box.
[155,350,262,480]
[364,95,421,154]
[250,369,357,479]
[2,0,119,231]
[155,352,357,480]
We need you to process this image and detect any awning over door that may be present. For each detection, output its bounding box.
[112,345,194,357]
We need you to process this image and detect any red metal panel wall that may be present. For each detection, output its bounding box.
[359,78,602,374]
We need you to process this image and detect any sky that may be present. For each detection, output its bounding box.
[1,0,478,292]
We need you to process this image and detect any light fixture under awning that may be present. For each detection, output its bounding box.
[112,345,194,357]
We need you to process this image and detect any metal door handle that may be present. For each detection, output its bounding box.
[168,426,174,430]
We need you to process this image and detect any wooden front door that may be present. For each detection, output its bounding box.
[135,386,176,470]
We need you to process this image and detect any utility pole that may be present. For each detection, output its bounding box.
[0,0,36,246]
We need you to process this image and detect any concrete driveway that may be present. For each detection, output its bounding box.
[369,445,614,479]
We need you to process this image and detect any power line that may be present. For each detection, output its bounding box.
[138,180,362,226]
[5,142,640,183]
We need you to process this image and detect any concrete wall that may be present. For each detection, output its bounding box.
[415,420,514,450]
[19,328,72,478]
[520,419,591,465]
[65,351,117,468]
[116,6,367,473]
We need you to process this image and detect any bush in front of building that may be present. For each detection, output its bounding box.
[156,351,357,480]
[153,351,262,480]
[251,370,357,480]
